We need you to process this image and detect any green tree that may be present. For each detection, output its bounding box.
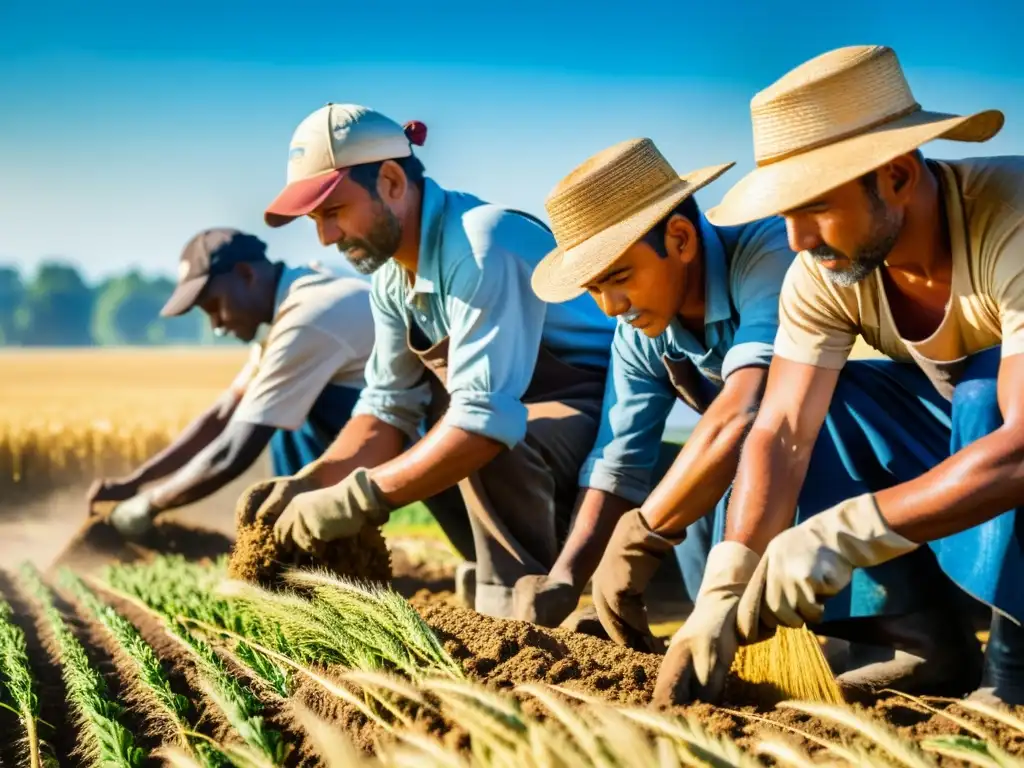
[0,267,24,344]
[15,262,95,346]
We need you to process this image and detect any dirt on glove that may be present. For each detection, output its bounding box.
[227,480,392,589]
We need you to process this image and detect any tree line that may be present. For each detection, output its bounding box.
[0,261,232,347]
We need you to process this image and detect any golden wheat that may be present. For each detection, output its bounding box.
[0,348,248,490]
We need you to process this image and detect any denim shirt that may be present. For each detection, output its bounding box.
[351,177,617,449]
[579,214,794,504]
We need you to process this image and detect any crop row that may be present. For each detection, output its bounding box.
[1,555,1022,767]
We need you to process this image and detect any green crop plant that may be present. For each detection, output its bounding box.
[213,570,463,680]
[0,596,53,768]
[91,574,289,767]
[60,570,232,767]
[103,556,290,697]
[19,563,145,768]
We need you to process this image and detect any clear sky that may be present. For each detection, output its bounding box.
[2,0,1022,283]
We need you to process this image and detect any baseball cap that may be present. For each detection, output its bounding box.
[263,103,428,228]
[159,228,268,317]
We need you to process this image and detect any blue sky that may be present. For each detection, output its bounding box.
[2,0,1022,283]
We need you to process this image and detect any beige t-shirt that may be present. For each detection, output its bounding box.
[775,156,1024,382]
[231,265,375,431]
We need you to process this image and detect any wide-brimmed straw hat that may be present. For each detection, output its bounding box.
[531,138,734,303]
[706,45,1004,227]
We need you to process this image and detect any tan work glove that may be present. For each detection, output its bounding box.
[235,460,323,528]
[590,508,684,652]
[736,493,919,642]
[273,468,395,553]
[651,540,759,707]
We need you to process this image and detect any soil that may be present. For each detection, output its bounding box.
[226,480,392,589]
[7,505,1024,766]
[0,570,76,767]
[47,515,235,576]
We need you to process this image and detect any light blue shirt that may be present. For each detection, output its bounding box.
[352,177,616,450]
[579,215,794,504]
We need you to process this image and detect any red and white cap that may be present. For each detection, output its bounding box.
[264,103,427,228]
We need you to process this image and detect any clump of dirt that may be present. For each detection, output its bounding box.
[48,516,234,576]
[413,599,660,708]
[226,480,392,589]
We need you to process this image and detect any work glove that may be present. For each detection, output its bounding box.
[591,508,684,653]
[87,477,140,515]
[512,575,581,628]
[235,462,322,528]
[651,540,759,707]
[736,493,920,643]
[273,468,395,553]
[108,492,156,540]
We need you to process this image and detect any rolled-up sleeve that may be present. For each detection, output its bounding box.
[442,242,547,450]
[350,276,432,440]
[721,220,795,381]
[578,325,676,505]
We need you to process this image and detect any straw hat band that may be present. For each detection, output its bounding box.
[546,145,683,250]
[751,47,921,164]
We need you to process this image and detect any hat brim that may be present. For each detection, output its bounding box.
[264,168,348,228]
[531,162,736,304]
[159,275,209,318]
[706,108,1004,227]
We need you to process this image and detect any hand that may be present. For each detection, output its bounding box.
[651,541,759,707]
[234,469,321,529]
[590,508,683,653]
[87,478,140,514]
[736,493,920,642]
[512,575,581,627]
[273,468,395,553]
[108,493,156,540]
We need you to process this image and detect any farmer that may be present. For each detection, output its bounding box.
[517,137,981,700]
[86,227,380,540]
[246,103,617,618]
[654,44,1024,707]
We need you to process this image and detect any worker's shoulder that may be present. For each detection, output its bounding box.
[717,214,791,264]
[946,156,1024,243]
[275,270,372,336]
[444,192,554,260]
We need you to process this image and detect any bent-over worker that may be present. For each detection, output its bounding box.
[87,228,376,539]
[248,103,617,617]
[519,138,976,697]
[657,45,1024,707]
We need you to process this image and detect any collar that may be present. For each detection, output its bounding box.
[409,177,447,297]
[699,214,732,326]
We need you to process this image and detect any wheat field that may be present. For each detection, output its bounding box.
[0,348,249,492]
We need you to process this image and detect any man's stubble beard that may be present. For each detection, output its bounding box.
[811,188,903,288]
[338,200,403,276]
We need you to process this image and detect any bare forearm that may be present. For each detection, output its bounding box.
[124,395,237,485]
[149,425,271,512]
[878,427,1024,542]
[548,488,634,587]
[724,424,810,554]
[305,415,406,487]
[642,410,756,538]
[370,424,504,507]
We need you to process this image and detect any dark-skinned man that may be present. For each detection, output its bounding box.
[86,228,379,540]
[248,103,617,618]
[655,45,1024,707]
[521,136,981,701]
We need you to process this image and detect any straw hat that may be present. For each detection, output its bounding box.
[531,138,734,303]
[706,45,1004,227]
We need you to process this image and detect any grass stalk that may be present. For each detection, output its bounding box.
[18,563,145,768]
[0,597,45,768]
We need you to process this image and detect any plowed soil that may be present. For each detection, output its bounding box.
[6,514,1024,766]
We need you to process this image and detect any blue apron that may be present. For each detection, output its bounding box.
[268,383,362,476]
